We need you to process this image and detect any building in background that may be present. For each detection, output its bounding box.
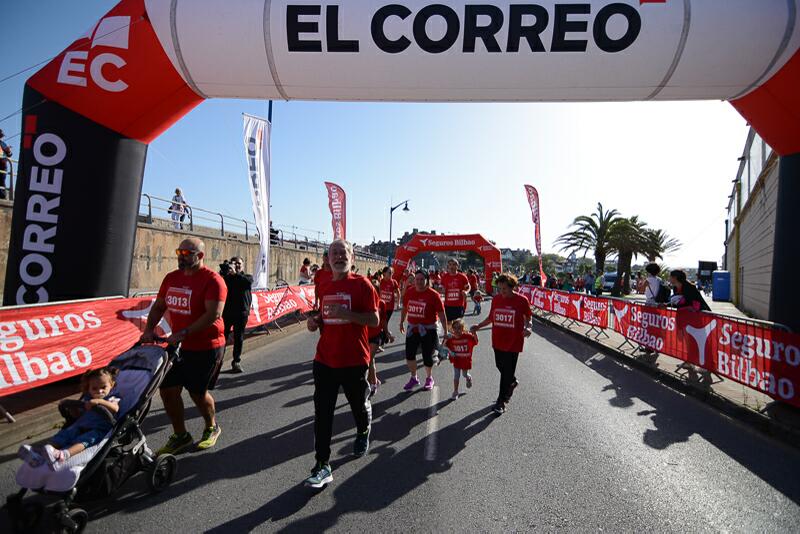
[723,128,779,323]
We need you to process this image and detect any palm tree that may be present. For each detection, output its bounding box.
[643,229,682,262]
[555,203,622,274]
[607,216,650,296]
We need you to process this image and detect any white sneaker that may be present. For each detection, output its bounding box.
[451,391,459,400]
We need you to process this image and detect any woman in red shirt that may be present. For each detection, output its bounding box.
[471,273,532,415]
[400,271,448,391]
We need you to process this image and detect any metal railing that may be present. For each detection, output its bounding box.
[138,193,388,263]
[0,158,17,201]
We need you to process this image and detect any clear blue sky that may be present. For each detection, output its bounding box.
[2,1,750,268]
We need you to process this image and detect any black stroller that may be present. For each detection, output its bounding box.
[5,342,180,533]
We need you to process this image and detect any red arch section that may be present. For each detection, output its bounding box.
[391,234,502,294]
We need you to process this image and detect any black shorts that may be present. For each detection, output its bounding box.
[161,347,225,395]
[445,306,465,322]
[405,329,440,367]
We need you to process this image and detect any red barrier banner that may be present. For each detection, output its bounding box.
[612,301,800,408]
[247,286,315,328]
[523,286,608,328]
[570,293,609,327]
[0,297,163,397]
[1,286,315,398]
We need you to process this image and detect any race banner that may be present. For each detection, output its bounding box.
[1,286,315,397]
[570,293,609,328]
[324,182,346,240]
[243,113,271,288]
[524,185,546,285]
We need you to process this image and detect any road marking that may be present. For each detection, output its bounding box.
[424,385,439,461]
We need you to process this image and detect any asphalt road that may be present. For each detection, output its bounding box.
[2,308,800,533]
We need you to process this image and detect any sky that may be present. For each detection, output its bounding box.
[2,1,750,269]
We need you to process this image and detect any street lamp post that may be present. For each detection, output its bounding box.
[388,200,410,263]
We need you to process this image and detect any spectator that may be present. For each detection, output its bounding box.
[141,237,226,454]
[304,240,379,488]
[299,258,312,285]
[169,188,187,230]
[644,263,663,306]
[532,273,542,287]
[583,272,595,295]
[222,256,253,374]
[669,270,710,312]
[0,129,11,200]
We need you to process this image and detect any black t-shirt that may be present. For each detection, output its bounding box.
[223,272,254,318]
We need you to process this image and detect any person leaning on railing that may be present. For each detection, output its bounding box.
[0,129,12,200]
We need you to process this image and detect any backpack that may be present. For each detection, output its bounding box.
[655,282,671,304]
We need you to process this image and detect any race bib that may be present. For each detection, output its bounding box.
[322,293,352,325]
[493,308,516,329]
[165,287,192,316]
[380,290,394,303]
[451,341,471,357]
[446,289,462,302]
[407,299,427,320]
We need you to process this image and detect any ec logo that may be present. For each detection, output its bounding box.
[57,16,130,93]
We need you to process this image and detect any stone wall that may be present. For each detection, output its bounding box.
[0,203,387,298]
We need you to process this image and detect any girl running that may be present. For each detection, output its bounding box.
[444,319,479,400]
[367,279,389,397]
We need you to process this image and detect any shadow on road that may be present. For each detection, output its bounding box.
[535,324,800,505]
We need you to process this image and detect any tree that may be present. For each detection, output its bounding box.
[607,216,650,296]
[555,203,622,274]
[643,229,682,262]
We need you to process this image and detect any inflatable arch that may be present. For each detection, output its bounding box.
[5,0,800,305]
[391,233,502,292]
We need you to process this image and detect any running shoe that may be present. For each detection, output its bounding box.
[466,374,473,389]
[157,432,194,456]
[231,361,243,374]
[305,462,333,489]
[403,376,420,391]
[509,379,519,399]
[451,391,459,400]
[196,425,222,450]
[353,430,370,457]
[17,445,44,468]
[492,402,506,415]
[376,346,385,353]
[423,377,435,391]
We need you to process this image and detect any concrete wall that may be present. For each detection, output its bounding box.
[725,158,779,320]
[0,204,387,297]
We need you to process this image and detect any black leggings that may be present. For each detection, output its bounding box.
[405,329,439,368]
[223,316,247,363]
[313,361,371,464]
[494,350,519,403]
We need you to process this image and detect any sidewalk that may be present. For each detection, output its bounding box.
[0,315,308,452]
[532,297,800,445]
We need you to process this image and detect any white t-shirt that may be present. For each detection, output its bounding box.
[645,275,661,305]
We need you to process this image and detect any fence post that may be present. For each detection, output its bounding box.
[187,206,194,231]
[143,193,153,223]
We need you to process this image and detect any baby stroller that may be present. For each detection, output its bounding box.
[5,342,180,533]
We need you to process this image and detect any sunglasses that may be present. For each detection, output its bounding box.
[175,249,199,257]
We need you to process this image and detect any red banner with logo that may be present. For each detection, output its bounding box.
[523,286,609,328]
[524,185,546,284]
[324,182,346,240]
[1,286,315,397]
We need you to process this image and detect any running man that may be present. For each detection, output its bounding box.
[400,271,449,391]
[305,240,380,488]
[141,237,226,453]
[441,259,470,327]
[378,266,401,343]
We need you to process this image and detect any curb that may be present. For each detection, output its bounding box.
[0,319,307,452]
[532,312,800,449]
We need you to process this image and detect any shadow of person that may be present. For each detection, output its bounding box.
[209,407,495,533]
[602,383,635,409]
[637,409,693,450]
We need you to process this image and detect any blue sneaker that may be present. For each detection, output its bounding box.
[305,462,333,489]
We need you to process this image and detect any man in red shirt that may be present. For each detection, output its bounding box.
[305,240,380,488]
[378,266,401,342]
[141,237,227,453]
[471,273,532,415]
[441,259,471,326]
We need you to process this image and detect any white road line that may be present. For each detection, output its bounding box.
[424,385,439,461]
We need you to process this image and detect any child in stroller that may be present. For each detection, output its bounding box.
[6,342,179,534]
[19,367,122,471]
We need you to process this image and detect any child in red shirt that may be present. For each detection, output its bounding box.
[472,291,483,315]
[444,319,479,400]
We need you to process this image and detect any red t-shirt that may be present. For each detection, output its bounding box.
[468,274,478,292]
[490,293,533,353]
[430,273,441,286]
[473,292,483,303]
[157,267,227,351]
[314,267,333,289]
[403,286,445,325]
[445,332,479,370]
[441,272,470,307]
[368,300,388,339]
[315,273,380,368]
[379,278,399,309]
